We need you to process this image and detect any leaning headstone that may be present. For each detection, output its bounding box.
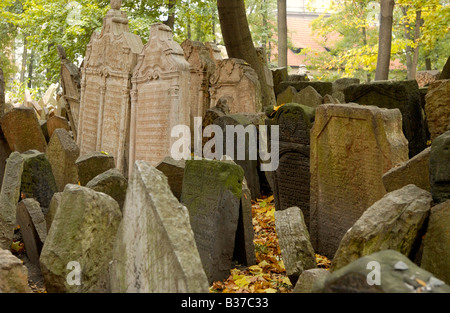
[16,198,47,264]
[332,77,360,103]
[278,81,333,98]
[439,55,450,80]
[155,156,185,201]
[86,168,128,210]
[209,58,262,114]
[276,85,297,106]
[181,39,216,131]
[0,127,12,190]
[266,103,315,228]
[129,23,190,170]
[0,107,47,153]
[46,115,70,139]
[421,199,450,285]
[274,207,316,284]
[0,152,24,250]
[46,129,80,192]
[344,80,427,158]
[213,114,261,200]
[45,192,62,233]
[382,147,431,193]
[75,151,115,186]
[424,79,450,141]
[292,268,330,293]
[271,67,289,96]
[322,250,450,293]
[40,184,122,293]
[110,161,209,293]
[181,159,244,283]
[331,184,432,271]
[0,248,32,293]
[429,130,450,204]
[310,103,409,258]
[292,85,323,108]
[20,150,57,208]
[77,1,143,175]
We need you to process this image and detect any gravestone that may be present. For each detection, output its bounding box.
[40,184,122,293]
[181,159,244,283]
[266,103,315,229]
[293,268,330,293]
[429,130,450,204]
[213,114,261,200]
[344,80,427,158]
[382,147,431,193]
[46,128,80,192]
[181,40,216,131]
[276,86,297,106]
[77,1,143,176]
[331,184,432,271]
[20,150,57,208]
[310,103,409,258]
[0,152,24,250]
[278,81,332,98]
[209,58,262,114]
[0,248,32,293]
[332,77,360,103]
[155,156,185,201]
[129,23,190,171]
[47,115,70,139]
[0,107,47,153]
[0,128,12,190]
[271,67,288,96]
[75,151,115,186]
[424,79,450,141]
[274,207,316,284]
[45,192,62,233]
[85,168,128,210]
[110,161,209,293]
[57,45,81,139]
[421,199,450,285]
[292,85,323,108]
[16,198,47,264]
[205,42,223,63]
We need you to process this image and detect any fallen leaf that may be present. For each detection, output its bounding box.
[264,288,278,293]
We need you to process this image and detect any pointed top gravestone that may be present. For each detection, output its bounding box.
[77,1,143,176]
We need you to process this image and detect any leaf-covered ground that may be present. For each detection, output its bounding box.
[210,195,331,293]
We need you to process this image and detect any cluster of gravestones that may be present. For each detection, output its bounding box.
[0,1,449,293]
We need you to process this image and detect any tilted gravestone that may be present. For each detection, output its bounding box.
[181,159,244,283]
[291,85,323,108]
[155,156,185,201]
[0,107,47,153]
[425,79,450,141]
[429,130,450,204]
[209,58,262,114]
[310,103,409,258]
[344,80,427,158]
[77,1,143,176]
[85,168,128,210]
[47,115,70,139]
[129,23,190,171]
[265,103,315,229]
[75,151,115,186]
[110,160,209,293]
[278,81,333,98]
[0,248,32,293]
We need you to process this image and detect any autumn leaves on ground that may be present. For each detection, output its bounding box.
[210,195,331,293]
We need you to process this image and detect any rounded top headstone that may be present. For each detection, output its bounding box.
[111,0,122,10]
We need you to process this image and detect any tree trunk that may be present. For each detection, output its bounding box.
[402,6,422,80]
[375,0,395,81]
[20,35,28,84]
[28,50,34,88]
[164,0,176,30]
[277,0,287,68]
[410,10,422,79]
[217,0,276,110]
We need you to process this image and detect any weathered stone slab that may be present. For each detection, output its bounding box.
[129,23,190,170]
[110,161,208,293]
[0,107,47,153]
[75,151,115,186]
[416,70,441,88]
[155,156,185,201]
[40,184,122,293]
[181,159,244,283]
[77,3,143,175]
[293,268,330,293]
[47,115,70,139]
[421,200,450,285]
[46,129,80,192]
[0,152,24,250]
[344,80,427,158]
[332,77,360,103]
[86,168,127,210]
[20,150,57,208]
[382,147,431,193]
[429,130,450,204]
[0,248,32,293]
[322,250,450,293]
[331,184,432,271]
[16,198,47,264]
[278,81,333,98]
[209,58,262,114]
[292,85,323,108]
[0,127,12,190]
[425,79,450,141]
[45,192,62,233]
[274,207,316,283]
[271,67,288,96]
[276,85,297,106]
[310,103,409,258]
[266,103,315,228]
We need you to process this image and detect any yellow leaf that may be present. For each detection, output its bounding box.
[248,265,263,274]
[282,277,292,286]
[258,260,271,268]
[234,276,250,288]
[259,200,267,208]
[264,288,278,293]
[11,241,22,253]
[266,195,274,203]
[101,151,109,155]
[416,278,427,287]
